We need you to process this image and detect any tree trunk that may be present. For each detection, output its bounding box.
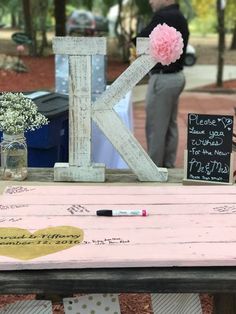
[11,13,17,28]
[54,0,66,36]
[115,0,131,62]
[22,0,32,35]
[230,22,236,50]
[18,11,23,29]
[216,0,225,87]
[38,0,49,56]
[22,0,37,56]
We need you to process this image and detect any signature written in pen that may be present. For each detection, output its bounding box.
[83,238,130,245]
[0,217,23,223]
[213,205,236,213]
[5,186,34,194]
[0,204,28,211]
[66,204,90,215]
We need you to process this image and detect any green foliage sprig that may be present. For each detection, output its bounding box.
[0,92,49,135]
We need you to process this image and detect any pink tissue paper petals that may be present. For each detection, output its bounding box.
[149,23,184,66]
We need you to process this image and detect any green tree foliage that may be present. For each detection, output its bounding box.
[225,0,236,29]
[81,0,93,10]
[191,0,216,34]
[1,0,22,27]
[191,0,215,17]
[225,0,236,49]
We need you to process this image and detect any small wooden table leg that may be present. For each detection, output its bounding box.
[213,294,236,314]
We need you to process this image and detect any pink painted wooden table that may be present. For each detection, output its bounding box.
[0,169,235,313]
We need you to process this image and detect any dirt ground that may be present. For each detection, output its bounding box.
[1,28,236,92]
[0,28,235,314]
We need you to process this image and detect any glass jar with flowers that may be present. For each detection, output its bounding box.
[0,92,49,181]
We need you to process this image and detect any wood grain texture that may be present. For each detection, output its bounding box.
[54,164,105,182]
[136,38,150,55]
[0,185,236,270]
[52,36,167,182]
[0,173,235,312]
[68,56,91,166]
[91,52,167,182]
[52,37,106,55]
[92,110,168,181]
[0,168,183,187]
[52,36,108,182]
[0,267,236,294]
[93,55,156,111]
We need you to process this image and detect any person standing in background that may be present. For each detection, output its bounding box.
[134,0,189,168]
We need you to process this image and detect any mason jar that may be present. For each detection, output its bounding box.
[0,133,28,180]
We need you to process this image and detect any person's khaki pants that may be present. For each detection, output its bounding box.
[145,71,185,167]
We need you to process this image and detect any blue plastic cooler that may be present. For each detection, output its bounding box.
[25,92,69,167]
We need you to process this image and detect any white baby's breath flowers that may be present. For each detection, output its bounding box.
[0,92,49,135]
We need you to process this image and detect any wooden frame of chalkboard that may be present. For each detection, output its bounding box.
[183,113,234,185]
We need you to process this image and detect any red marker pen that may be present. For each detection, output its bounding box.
[96,209,148,216]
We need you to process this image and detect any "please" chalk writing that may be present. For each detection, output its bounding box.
[189,114,217,126]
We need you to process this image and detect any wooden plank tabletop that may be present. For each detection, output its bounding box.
[0,168,236,297]
[0,168,183,185]
[1,267,236,294]
[0,183,236,271]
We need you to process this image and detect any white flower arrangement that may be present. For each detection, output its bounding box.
[0,92,49,135]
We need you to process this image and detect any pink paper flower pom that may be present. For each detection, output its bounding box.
[16,45,25,53]
[149,23,184,66]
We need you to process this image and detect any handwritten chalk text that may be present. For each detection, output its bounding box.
[189,158,229,176]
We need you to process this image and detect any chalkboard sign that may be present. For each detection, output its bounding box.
[185,113,234,184]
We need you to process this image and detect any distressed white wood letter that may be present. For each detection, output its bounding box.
[52,37,168,182]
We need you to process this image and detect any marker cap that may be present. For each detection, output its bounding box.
[96,210,112,216]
